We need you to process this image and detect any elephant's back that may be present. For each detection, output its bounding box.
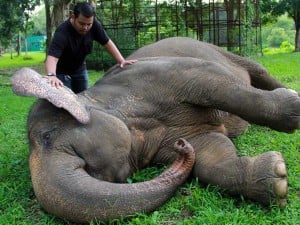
[126,37,251,83]
[127,37,224,62]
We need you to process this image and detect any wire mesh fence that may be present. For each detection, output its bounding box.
[86,0,261,70]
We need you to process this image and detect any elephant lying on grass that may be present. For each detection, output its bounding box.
[12,37,300,223]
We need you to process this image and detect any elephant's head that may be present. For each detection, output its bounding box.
[12,68,195,223]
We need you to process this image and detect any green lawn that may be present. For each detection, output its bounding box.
[0,51,299,225]
[0,51,45,68]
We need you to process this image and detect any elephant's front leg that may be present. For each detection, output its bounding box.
[190,132,287,206]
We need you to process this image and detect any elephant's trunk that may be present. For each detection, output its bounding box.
[30,138,195,223]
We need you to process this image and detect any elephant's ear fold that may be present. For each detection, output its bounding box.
[11,67,90,124]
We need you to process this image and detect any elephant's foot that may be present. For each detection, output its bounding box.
[269,88,300,132]
[244,151,287,207]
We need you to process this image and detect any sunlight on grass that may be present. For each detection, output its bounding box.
[0,51,46,68]
[254,52,300,91]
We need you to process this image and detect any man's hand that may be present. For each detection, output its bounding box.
[104,40,137,69]
[44,75,64,88]
[119,59,137,68]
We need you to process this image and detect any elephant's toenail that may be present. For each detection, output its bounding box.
[276,198,287,208]
[273,179,288,198]
[275,161,287,177]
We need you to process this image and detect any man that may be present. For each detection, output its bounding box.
[45,2,136,93]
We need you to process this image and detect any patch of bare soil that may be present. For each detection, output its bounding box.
[0,64,44,76]
[0,65,44,87]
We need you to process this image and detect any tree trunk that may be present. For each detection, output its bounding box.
[17,32,21,56]
[44,0,52,56]
[88,0,97,9]
[294,17,300,52]
[10,40,13,59]
[224,0,236,51]
[52,0,72,28]
[44,0,72,54]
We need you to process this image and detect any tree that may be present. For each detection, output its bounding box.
[44,0,71,54]
[30,5,47,36]
[261,15,295,48]
[261,0,300,51]
[267,27,290,47]
[0,2,22,50]
[0,0,40,56]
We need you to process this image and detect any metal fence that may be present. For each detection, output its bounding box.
[86,0,261,70]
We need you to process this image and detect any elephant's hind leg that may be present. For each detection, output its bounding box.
[190,132,288,206]
[222,114,249,138]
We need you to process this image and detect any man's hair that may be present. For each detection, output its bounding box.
[73,2,95,18]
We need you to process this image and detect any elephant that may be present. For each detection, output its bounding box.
[11,37,300,223]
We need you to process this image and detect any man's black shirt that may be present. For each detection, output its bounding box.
[48,18,110,74]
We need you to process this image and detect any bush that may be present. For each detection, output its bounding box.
[262,41,295,55]
[279,41,294,52]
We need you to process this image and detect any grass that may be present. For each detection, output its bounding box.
[0,51,45,68]
[253,52,300,91]
[0,51,299,225]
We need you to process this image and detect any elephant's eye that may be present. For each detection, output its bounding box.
[43,132,50,140]
[41,131,52,147]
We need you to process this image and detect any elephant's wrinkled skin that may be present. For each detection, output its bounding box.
[12,37,300,223]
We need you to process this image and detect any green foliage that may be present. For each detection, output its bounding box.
[279,41,294,51]
[281,0,300,19]
[28,5,46,36]
[240,0,261,56]
[267,27,290,47]
[260,0,300,50]
[261,15,295,49]
[260,0,300,24]
[260,0,286,24]
[89,0,263,68]
[0,52,299,224]
[0,0,41,48]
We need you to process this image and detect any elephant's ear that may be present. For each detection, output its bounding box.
[11,67,90,124]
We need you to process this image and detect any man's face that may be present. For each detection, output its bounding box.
[71,14,94,35]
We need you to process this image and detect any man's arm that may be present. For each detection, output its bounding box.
[104,40,137,68]
[45,55,58,75]
[45,55,63,88]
